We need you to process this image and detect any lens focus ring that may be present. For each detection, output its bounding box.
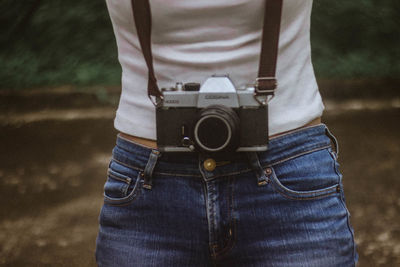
[194,105,240,152]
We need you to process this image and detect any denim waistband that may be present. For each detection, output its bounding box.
[112,124,335,177]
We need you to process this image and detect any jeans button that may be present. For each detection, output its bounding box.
[204,158,217,171]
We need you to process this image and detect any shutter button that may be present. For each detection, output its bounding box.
[204,158,217,171]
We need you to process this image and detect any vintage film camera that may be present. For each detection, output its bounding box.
[156,75,269,153]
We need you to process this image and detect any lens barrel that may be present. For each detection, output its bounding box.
[194,105,240,152]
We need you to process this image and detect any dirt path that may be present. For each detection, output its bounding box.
[1,194,102,266]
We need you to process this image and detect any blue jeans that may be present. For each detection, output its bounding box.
[95,124,357,266]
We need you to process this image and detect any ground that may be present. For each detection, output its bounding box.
[0,89,399,266]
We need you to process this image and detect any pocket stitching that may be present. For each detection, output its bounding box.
[103,172,142,206]
[107,169,132,184]
[268,166,340,201]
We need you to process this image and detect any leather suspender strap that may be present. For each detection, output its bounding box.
[131,0,163,104]
[257,0,283,95]
[131,0,283,104]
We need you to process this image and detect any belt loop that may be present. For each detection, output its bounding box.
[325,127,339,158]
[246,152,269,186]
[142,149,161,190]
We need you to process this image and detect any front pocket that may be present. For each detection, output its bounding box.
[103,160,143,206]
[267,149,341,200]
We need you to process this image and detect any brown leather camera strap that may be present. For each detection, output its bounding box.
[131,0,162,102]
[257,0,283,96]
[131,0,283,104]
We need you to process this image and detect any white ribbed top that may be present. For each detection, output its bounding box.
[106,0,324,140]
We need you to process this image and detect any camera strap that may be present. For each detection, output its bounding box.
[131,0,283,106]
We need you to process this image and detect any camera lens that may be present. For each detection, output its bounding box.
[194,105,239,152]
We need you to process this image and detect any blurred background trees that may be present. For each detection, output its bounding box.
[0,0,399,89]
[0,0,119,88]
[312,0,400,79]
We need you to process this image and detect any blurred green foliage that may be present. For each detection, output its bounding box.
[0,0,120,89]
[312,0,400,79]
[0,0,399,89]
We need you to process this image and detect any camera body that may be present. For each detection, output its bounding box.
[156,75,269,153]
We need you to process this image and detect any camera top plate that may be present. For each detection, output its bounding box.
[161,76,262,108]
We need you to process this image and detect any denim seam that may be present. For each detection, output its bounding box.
[328,150,342,188]
[111,158,143,172]
[156,171,202,178]
[204,145,329,180]
[103,172,143,206]
[338,195,357,265]
[202,179,219,256]
[107,172,131,196]
[112,157,203,177]
[266,145,331,168]
[269,184,339,201]
[111,145,331,178]
[274,183,338,196]
[212,227,236,258]
[330,152,357,265]
[201,180,212,253]
[268,162,341,200]
[107,169,132,184]
[325,127,340,157]
[212,177,237,258]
